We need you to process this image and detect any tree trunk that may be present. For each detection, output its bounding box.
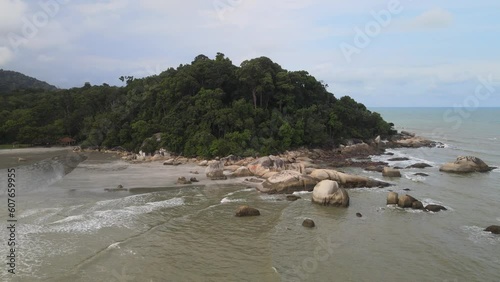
[252,89,257,109]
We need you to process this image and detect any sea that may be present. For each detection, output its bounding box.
[0,107,499,282]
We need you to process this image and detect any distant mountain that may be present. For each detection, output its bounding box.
[0,69,57,93]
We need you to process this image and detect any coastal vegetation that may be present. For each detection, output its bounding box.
[0,53,395,157]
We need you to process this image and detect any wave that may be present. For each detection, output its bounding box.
[404,173,426,182]
[461,225,500,245]
[220,197,245,204]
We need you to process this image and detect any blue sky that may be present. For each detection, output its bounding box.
[0,0,499,107]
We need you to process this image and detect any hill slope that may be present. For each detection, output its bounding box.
[0,69,57,93]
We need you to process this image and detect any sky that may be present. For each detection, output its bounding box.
[0,0,499,107]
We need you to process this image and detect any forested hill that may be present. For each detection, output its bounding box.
[0,69,57,93]
[0,53,395,157]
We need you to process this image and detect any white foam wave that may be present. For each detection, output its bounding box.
[292,191,311,195]
[220,197,245,204]
[421,198,453,211]
[404,173,426,182]
[461,225,500,245]
[48,197,184,233]
[108,242,121,249]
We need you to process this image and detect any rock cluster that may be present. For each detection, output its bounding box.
[386,192,447,212]
[440,156,495,173]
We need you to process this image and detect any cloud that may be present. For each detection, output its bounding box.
[0,0,28,33]
[0,46,14,65]
[406,8,454,29]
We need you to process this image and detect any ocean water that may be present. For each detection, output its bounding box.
[0,108,499,282]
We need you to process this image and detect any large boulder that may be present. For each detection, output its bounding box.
[407,163,432,169]
[440,156,495,173]
[310,169,391,188]
[247,156,285,177]
[397,194,418,208]
[260,170,318,194]
[311,180,349,207]
[231,166,253,177]
[235,205,260,217]
[387,192,399,205]
[205,160,227,180]
[484,225,500,234]
[382,167,401,178]
[302,219,316,228]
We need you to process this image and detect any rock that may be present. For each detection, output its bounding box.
[411,201,424,210]
[382,167,401,177]
[286,195,301,201]
[340,143,378,156]
[387,192,399,205]
[393,166,403,170]
[189,177,199,183]
[388,157,410,161]
[406,163,432,169]
[365,166,384,172]
[163,159,175,165]
[205,160,227,180]
[198,160,208,166]
[396,136,435,148]
[235,205,260,217]
[302,219,315,228]
[385,152,395,156]
[231,166,253,177]
[414,173,429,177]
[116,184,124,189]
[439,156,494,173]
[260,170,318,194]
[311,180,349,207]
[403,188,411,191]
[398,194,418,208]
[224,165,241,172]
[401,131,416,137]
[247,156,285,177]
[176,177,191,185]
[18,157,27,162]
[151,154,163,161]
[189,171,199,174]
[484,225,500,234]
[310,169,390,188]
[425,204,447,212]
[356,213,362,218]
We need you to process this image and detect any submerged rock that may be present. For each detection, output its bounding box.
[425,204,447,212]
[189,177,199,183]
[286,195,301,201]
[484,225,500,234]
[302,219,315,228]
[382,167,401,178]
[406,163,432,169]
[414,173,429,177]
[235,205,260,217]
[356,213,362,218]
[311,180,349,207]
[388,157,410,161]
[440,156,495,173]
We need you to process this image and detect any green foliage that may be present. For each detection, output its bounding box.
[0,54,395,154]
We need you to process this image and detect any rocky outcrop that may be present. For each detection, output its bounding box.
[247,156,285,177]
[259,170,318,194]
[310,169,390,188]
[235,205,260,217]
[382,167,401,177]
[484,225,500,234]
[198,160,208,166]
[311,180,349,207]
[395,136,435,148]
[302,219,315,228]
[205,160,227,180]
[387,192,399,205]
[439,156,495,173]
[407,163,432,169]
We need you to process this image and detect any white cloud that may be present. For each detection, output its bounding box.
[0,0,28,33]
[0,47,14,66]
[406,8,454,29]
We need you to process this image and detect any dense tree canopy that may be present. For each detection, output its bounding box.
[0,54,395,157]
